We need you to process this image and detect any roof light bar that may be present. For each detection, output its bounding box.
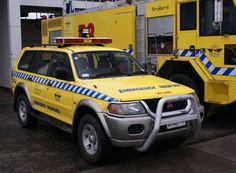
[53,37,112,45]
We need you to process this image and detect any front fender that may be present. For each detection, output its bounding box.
[73,99,111,137]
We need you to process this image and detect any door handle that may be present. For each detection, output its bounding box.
[54,94,61,98]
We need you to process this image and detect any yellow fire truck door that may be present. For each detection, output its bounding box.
[177,1,197,54]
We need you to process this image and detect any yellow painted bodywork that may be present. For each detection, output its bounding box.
[146,0,175,18]
[12,45,195,125]
[42,6,136,56]
[156,0,236,104]
[40,0,236,105]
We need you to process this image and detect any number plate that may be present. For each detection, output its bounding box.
[167,121,186,129]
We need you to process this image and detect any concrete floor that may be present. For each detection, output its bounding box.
[0,88,236,173]
[82,134,236,173]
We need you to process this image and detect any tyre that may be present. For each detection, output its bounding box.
[228,102,236,111]
[171,74,210,113]
[171,74,199,95]
[16,94,38,128]
[78,114,111,163]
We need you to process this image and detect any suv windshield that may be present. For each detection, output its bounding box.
[73,51,147,79]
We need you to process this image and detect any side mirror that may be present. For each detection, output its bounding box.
[55,66,69,81]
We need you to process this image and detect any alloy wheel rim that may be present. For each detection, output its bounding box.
[19,100,27,122]
[82,124,98,155]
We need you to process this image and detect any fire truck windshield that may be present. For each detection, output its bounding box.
[200,0,236,36]
[73,51,147,79]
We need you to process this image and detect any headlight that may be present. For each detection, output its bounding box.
[192,93,200,106]
[107,102,147,116]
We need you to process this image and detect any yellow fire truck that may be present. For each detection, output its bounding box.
[41,0,236,109]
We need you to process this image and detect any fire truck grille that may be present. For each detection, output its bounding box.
[143,99,188,113]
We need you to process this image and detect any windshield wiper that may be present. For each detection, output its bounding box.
[87,71,147,79]
[131,71,148,75]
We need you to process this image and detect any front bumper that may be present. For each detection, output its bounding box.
[103,94,204,151]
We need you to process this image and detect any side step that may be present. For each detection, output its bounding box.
[32,111,73,134]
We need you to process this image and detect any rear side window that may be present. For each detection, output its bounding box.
[30,51,54,75]
[18,51,36,71]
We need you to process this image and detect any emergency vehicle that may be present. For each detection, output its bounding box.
[41,0,236,110]
[11,37,203,163]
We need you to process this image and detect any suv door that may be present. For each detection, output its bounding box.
[45,52,75,124]
[29,51,54,114]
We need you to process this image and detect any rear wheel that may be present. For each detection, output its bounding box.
[78,114,111,163]
[16,94,38,128]
[171,74,210,114]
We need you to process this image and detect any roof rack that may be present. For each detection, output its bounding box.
[30,44,60,48]
[30,43,105,48]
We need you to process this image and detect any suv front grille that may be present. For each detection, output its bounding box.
[163,100,188,112]
[143,99,188,113]
[143,99,160,113]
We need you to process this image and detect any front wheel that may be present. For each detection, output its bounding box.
[78,114,111,163]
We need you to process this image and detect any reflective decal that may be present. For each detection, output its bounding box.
[47,105,60,114]
[12,71,117,102]
[34,100,60,114]
[119,86,156,93]
[34,100,46,108]
[158,84,181,89]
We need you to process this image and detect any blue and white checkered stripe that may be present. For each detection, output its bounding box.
[178,49,200,57]
[12,71,117,102]
[178,49,236,76]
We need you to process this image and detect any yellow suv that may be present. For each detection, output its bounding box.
[12,37,204,163]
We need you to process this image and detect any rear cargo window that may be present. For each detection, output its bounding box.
[18,51,36,71]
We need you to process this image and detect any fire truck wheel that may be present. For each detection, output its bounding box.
[171,74,199,94]
[16,94,38,128]
[171,74,210,113]
[78,114,111,163]
[228,102,236,111]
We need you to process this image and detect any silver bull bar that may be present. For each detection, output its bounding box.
[136,94,203,152]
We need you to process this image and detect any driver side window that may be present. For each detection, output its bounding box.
[49,52,74,81]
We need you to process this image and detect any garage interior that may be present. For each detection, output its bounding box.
[0,2,63,88]
[20,6,62,47]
